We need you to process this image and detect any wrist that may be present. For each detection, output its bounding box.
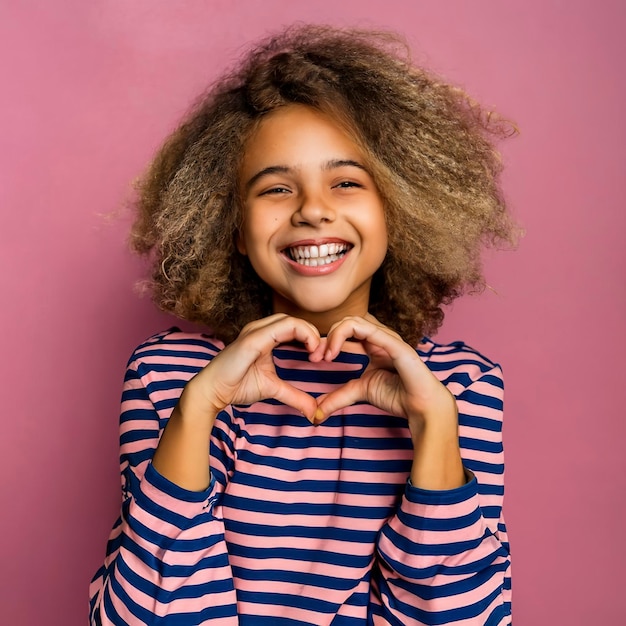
[152,393,216,492]
[409,420,465,490]
[178,377,223,428]
[407,405,458,450]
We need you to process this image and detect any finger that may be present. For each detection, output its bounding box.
[325,317,438,396]
[241,314,310,340]
[241,314,322,350]
[307,336,328,362]
[324,316,404,362]
[272,380,320,422]
[240,315,322,360]
[326,315,392,366]
[203,316,321,402]
[314,378,367,423]
[270,316,322,352]
[239,313,290,336]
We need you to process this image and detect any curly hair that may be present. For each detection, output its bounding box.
[131,25,518,346]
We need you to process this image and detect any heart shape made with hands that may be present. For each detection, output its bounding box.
[290,337,373,426]
[219,312,442,428]
[272,333,409,426]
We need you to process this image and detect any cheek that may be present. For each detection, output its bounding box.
[237,218,276,271]
[371,209,388,250]
[236,208,265,256]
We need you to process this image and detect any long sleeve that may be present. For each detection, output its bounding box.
[372,362,511,625]
[90,334,511,625]
[89,331,239,625]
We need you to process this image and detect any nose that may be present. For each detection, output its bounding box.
[292,191,336,226]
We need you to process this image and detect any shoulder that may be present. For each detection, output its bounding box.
[127,327,226,372]
[418,337,503,388]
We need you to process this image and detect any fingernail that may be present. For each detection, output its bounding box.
[313,408,324,426]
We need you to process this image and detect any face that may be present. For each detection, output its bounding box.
[238,104,388,332]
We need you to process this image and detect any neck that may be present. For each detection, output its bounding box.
[271,295,369,336]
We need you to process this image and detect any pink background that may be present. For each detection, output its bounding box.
[1,1,624,624]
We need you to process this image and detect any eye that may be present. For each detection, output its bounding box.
[333,180,363,189]
[260,186,291,196]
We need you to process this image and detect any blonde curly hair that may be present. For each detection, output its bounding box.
[131,25,518,345]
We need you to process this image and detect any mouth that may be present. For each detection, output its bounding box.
[284,242,352,267]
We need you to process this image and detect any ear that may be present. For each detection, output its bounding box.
[236,231,247,255]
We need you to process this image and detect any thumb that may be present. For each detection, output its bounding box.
[272,380,319,423]
[314,379,365,424]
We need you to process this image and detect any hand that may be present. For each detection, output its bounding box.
[183,313,322,422]
[154,314,323,490]
[311,314,465,489]
[312,314,456,431]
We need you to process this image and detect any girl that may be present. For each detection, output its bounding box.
[90,25,516,625]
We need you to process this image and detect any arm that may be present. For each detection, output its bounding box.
[90,319,322,625]
[89,332,239,625]
[373,364,511,625]
[314,318,510,625]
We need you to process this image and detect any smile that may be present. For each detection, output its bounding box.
[286,242,351,267]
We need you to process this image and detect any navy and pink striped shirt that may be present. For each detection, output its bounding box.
[89,329,511,625]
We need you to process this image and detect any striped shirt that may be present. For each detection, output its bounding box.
[89,329,511,625]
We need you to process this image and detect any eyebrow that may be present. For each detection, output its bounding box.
[244,159,368,191]
[323,159,367,172]
[245,166,290,191]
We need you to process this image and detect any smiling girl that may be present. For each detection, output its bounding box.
[90,26,516,625]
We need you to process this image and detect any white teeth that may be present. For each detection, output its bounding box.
[288,244,347,266]
[287,243,349,268]
[288,243,349,264]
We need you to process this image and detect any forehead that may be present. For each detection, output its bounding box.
[241,104,365,172]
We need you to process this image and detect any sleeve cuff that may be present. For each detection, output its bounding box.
[135,462,219,521]
[144,462,215,501]
[405,470,478,506]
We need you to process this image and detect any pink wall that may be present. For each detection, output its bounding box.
[1,1,624,623]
